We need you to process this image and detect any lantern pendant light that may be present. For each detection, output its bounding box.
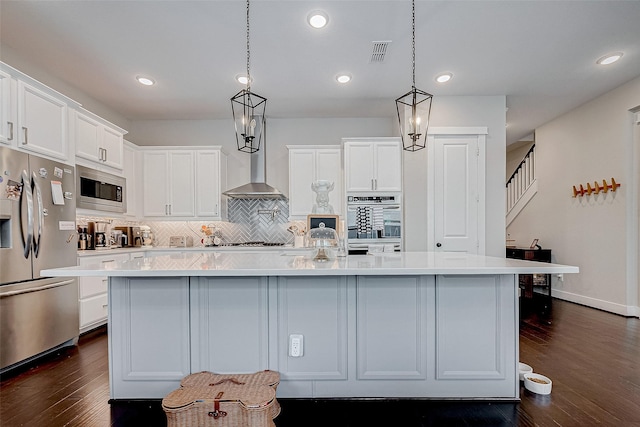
[395,0,433,152]
[231,0,267,153]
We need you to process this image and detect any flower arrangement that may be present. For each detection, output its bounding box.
[201,225,213,236]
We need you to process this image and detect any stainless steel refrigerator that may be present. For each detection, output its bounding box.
[0,146,79,371]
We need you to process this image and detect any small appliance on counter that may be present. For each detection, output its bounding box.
[110,229,124,248]
[87,220,111,250]
[140,225,154,247]
[114,226,142,247]
[169,236,193,248]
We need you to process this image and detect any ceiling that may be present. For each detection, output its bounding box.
[1,1,639,145]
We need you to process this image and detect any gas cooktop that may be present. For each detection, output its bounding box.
[218,241,286,247]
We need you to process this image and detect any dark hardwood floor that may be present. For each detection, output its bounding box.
[1,299,639,426]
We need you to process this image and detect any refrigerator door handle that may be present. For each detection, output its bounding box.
[32,172,44,258]
[0,279,76,298]
[21,170,34,258]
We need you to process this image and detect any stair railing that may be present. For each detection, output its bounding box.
[506,144,536,214]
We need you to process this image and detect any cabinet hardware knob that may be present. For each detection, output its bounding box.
[436,243,442,247]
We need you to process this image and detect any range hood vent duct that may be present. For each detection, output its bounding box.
[223,117,285,199]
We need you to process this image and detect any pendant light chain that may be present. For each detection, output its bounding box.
[411,0,416,89]
[246,0,251,91]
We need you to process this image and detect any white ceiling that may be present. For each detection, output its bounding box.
[1,0,639,145]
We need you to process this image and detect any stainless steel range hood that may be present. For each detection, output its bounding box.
[223,117,285,199]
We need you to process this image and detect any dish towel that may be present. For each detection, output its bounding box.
[356,207,372,233]
[372,207,384,231]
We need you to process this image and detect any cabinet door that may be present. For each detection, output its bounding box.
[17,81,68,160]
[344,142,374,192]
[373,140,402,192]
[123,143,137,217]
[288,149,316,218]
[168,151,195,217]
[110,277,191,399]
[75,111,102,163]
[101,126,124,169]
[143,151,169,216]
[315,148,343,216]
[0,70,16,145]
[195,150,221,217]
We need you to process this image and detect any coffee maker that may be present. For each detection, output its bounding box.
[88,220,110,250]
[113,226,142,247]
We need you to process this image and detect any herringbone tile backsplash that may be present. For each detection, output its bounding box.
[78,198,301,247]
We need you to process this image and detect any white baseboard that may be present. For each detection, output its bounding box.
[552,289,640,317]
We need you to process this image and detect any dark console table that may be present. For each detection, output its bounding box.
[506,248,552,321]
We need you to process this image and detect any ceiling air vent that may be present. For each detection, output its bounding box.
[370,41,391,63]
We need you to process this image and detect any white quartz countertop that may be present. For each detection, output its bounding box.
[47,251,579,277]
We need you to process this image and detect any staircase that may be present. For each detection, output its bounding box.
[506,144,537,226]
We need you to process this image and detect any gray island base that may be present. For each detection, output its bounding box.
[42,251,578,400]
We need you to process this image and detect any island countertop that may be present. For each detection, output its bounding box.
[42,251,579,277]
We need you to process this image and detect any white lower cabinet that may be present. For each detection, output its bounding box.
[190,277,269,373]
[108,274,518,399]
[110,276,191,399]
[77,253,130,334]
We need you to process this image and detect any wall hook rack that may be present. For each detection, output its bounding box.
[572,178,621,198]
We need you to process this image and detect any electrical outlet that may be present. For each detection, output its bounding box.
[289,334,304,357]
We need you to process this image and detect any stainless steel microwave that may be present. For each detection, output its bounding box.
[76,165,126,213]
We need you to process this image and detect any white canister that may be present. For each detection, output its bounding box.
[294,235,305,248]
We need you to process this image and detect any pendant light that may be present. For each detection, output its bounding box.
[395,0,433,152]
[231,0,267,153]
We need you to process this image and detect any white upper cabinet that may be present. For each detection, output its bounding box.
[1,62,79,162]
[0,70,16,146]
[195,149,227,219]
[143,150,195,217]
[75,108,126,170]
[343,138,402,193]
[17,81,69,160]
[142,147,226,220]
[288,145,342,219]
[123,141,139,218]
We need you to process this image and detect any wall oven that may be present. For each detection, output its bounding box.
[76,165,126,213]
[346,195,402,253]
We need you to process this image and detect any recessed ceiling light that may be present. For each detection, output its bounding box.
[308,10,329,29]
[136,75,155,86]
[336,73,352,84]
[235,74,252,85]
[596,52,623,65]
[435,73,453,83]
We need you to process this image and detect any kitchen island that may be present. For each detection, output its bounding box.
[42,251,578,400]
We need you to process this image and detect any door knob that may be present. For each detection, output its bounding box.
[436,243,442,247]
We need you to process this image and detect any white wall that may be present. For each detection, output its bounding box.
[507,76,640,316]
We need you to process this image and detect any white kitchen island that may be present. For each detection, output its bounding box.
[42,251,578,401]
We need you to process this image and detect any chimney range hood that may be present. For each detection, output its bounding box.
[223,117,285,199]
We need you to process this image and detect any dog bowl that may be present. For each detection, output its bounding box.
[519,362,533,381]
[523,373,552,395]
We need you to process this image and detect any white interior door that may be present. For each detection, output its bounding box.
[429,132,486,254]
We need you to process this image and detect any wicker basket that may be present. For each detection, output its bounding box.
[181,370,280,390]
[163,370,281,427]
